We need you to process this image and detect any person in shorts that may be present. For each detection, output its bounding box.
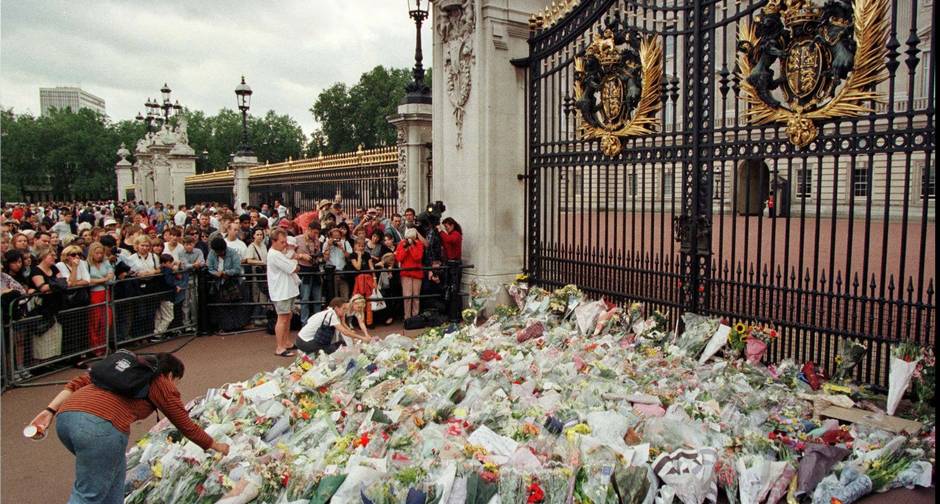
[266,228,312,357]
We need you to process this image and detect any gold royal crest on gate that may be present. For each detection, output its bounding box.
[737,0,889,148]
[573,15,663,157]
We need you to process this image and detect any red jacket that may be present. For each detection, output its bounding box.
[441,231,462,261]
[395,240,425,279]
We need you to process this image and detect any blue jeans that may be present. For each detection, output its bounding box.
[299,274,322,325]
[56,411,129,504]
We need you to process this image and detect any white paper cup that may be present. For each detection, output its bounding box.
[22,425,46,441]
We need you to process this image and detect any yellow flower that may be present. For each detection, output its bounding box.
[153,461,163,479]
[734,322,747,334]
[835,356,844,365]
[300,361,313,371]
[564,423,592,441]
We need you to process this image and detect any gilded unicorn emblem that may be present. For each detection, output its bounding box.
[737,0,890,148]
[573,14,663,157]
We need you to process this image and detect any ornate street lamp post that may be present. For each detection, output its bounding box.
[404,0,431,104]
[136,83,183,132]
[235,76,253,155]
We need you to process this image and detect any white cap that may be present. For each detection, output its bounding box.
[104,218,118,226]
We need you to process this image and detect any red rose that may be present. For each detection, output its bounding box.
[527,481,545,503]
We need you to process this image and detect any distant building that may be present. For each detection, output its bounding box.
[39,86,106,116]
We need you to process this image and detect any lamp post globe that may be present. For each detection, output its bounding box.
[234,76,254,155]
[160,83,171,104]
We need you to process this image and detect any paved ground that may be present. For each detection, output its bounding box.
[1,326,933,503]
[0,325,419,503]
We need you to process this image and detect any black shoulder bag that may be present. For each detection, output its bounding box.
[89,349,158,399]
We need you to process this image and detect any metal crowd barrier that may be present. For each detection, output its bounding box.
[201,261,472,332]
[1,262,470,388]
[2,268,200,388]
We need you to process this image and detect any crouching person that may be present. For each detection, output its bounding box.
[295,297,373,356]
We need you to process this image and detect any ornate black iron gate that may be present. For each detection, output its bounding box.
[524,0,935,385]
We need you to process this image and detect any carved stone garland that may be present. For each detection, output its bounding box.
[396,128,408,214]
[437,0,475,149]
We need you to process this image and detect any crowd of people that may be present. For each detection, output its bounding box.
[1,197,464,377]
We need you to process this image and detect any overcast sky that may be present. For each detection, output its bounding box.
[0,0,432,137]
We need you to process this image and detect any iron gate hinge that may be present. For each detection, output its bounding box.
[517,173,531,181]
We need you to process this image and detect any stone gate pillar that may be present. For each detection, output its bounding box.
[230,154,258,211]
[115,143,133,202]
[168,142,196,207]
[431,0,542,284]
[388,102,433,214]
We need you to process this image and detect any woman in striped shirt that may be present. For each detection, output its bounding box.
[27,353,229,504]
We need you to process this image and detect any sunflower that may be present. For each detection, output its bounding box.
[734,322,747,334]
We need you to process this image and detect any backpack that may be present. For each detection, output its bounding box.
[89,349,158,399]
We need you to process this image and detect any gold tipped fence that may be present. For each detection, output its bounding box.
[184,146,400,210]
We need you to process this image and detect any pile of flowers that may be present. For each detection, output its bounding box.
[123,284,935,504]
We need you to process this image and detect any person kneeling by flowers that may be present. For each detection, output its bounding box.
[296,297,375,356]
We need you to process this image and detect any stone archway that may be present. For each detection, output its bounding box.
[734,158,770,216]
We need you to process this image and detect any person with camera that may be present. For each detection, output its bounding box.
[26,353,229,504]
[395,228,425,320]
[355,208,385,239]
[324,226,352,299]
[439,217,463,262]
[295,221,324,325]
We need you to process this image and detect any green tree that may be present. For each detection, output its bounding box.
[0,103,312,198]
[37,108,116,199]
[179,109,213,172]
[0,109,42,201]
[310,65,414,154]
[305,129,329,158]
[311,83,354,154]
[251,110,306,164]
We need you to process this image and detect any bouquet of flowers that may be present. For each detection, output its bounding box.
[122,279,937,504]
[548,284,582,318]
[832,339,868,384]
[676,313,720,359]
[912,346,935,421]
[469,280,495,312]
[886,342,921,415]
[462,308,479,325]
[720,322,748,359]
[714,454,739,504]
[865,449,914,491]
[744,325,778,365]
